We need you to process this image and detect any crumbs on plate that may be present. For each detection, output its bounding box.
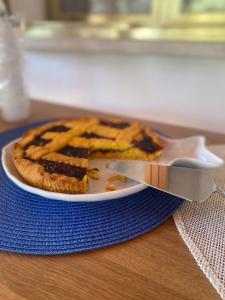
[105,175,127,191]
[108,175,127,182]
[88,168,100,180]
[105,184,116,191]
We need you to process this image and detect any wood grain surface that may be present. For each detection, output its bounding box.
[0,100,223,300]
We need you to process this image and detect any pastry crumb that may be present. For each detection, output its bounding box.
[108,175,127,182]
[105,184,116,191]
[88,168,100,180]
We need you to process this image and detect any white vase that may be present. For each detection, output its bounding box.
[0,1,30,122]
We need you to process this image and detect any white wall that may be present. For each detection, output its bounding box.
[24,50,225,134]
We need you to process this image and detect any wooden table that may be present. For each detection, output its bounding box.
[0,100,224,300]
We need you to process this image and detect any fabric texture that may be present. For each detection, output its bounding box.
[174,145,225,300]
[0,121,182,255]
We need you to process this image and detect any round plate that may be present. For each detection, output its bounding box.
[2,135,223,202]
[2,139,146,202]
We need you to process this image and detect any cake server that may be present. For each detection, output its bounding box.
[107,161,225,202]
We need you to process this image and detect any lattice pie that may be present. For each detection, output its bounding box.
[13,118,163,193]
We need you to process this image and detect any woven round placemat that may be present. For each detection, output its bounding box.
[0,121,182,255]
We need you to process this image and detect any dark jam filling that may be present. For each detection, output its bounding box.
[99,120,130,129]
[46,125,70,133]
[133,134,162,153]
[81,132,114,140]
[24,137,51,150]
[58,146,89,158]
[36,159,87,181]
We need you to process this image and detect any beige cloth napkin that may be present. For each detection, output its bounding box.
[174,145,225,299]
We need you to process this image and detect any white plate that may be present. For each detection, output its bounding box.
[157,135,224,169]
[1,136,224,202]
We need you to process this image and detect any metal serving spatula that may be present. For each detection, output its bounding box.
[107,161,225,202]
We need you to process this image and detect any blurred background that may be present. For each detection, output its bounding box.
[3,0,225,133]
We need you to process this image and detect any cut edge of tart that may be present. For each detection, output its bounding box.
[13,118,163,194]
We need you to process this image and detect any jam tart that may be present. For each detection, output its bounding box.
[13,117,163,194]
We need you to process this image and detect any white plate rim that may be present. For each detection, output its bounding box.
[1,139,147,202]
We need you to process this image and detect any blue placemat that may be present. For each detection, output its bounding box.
[0,121,183,255]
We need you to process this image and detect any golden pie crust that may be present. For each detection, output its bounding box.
[13,117,163,194]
